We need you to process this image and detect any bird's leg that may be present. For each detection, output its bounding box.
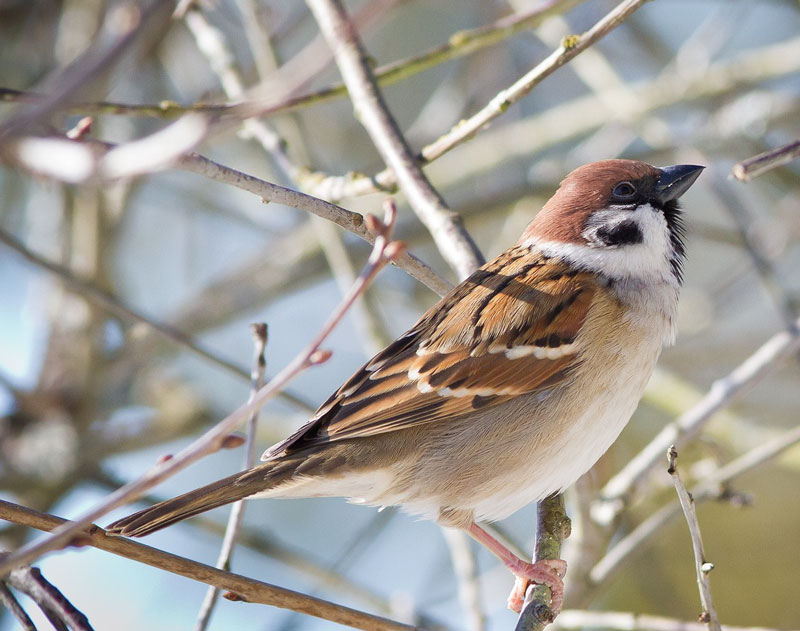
[467,522,566,615]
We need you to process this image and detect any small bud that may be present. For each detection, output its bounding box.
[221,433,246,449]
[223,591,245,602]
[157,453,173,465]
[701,562,715,573]
[365,213,382,235]
[309,349,332,365]
[383,240,407,260]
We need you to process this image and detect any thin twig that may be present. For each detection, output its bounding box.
[0,201,404,575]
[306,0,484,281]
[667,447,722,631]
[442,529,485,631]
[194,323,268,631]
[5,561,95,631]
[590,424,800,588]
[0,501,422,631]
[732,139,800,182]
[553,609,797,631]
[0,228,251,378]
[515,494,571,631]
[0,581,37,631]
[594,315,800,527]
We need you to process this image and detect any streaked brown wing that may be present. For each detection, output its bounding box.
[264,247,598,459]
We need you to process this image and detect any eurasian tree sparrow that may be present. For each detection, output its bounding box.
[108,159,704,615]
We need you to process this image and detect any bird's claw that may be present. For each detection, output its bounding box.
[506,559,566,616]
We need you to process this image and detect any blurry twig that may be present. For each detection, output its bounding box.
[195,323,268,631]
[552,610,797,631]
[594,315,800,527]
[306,0,484,281]
[515,495,570,631]
[0,501,421,631]
[442,529,485,631]
[590,424,800,589]
[0,227,313,411]
[2,556,95,631]
[0,0,176,142]
[732,139,800,182]
[179,154,450,296]
[667,447,722,631]
[0,201,405,575]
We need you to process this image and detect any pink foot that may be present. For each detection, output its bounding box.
[506,559,566,615]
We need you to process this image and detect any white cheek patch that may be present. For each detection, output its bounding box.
[526,204,677,285]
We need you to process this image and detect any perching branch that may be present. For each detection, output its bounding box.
[0,200,405,576]
[667,447,722,631]
[515,495,571,631]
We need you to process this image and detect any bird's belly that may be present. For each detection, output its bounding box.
[470,339,662,522]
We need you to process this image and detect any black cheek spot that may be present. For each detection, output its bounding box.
[595,221,643,246]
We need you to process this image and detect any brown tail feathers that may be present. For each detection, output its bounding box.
[106,460,293,537]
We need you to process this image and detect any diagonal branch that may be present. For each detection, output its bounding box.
[0,501,421,631]
[305,0,484,281]
[732,138,800,182]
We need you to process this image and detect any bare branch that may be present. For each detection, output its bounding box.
[0,581,37,631]
[195,323,268,631]
[0,501,422,631]
[306,0,484,280]
[553,610,797,631]
[732,139,800,182]
[5,560,95,631]
[0,203,404,575]
[667,447,722,631]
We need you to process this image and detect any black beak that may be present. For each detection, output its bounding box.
[654,164,704,204]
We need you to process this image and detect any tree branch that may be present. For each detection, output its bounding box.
[306,0,484,281]
[0,501,421,631]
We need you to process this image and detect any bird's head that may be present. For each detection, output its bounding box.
[522,159,704,286]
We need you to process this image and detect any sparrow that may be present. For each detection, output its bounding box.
[108,159,703,615]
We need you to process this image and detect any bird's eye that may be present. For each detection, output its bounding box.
[612,182,636,199]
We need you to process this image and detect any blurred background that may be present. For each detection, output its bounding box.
[1,0,800,630]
